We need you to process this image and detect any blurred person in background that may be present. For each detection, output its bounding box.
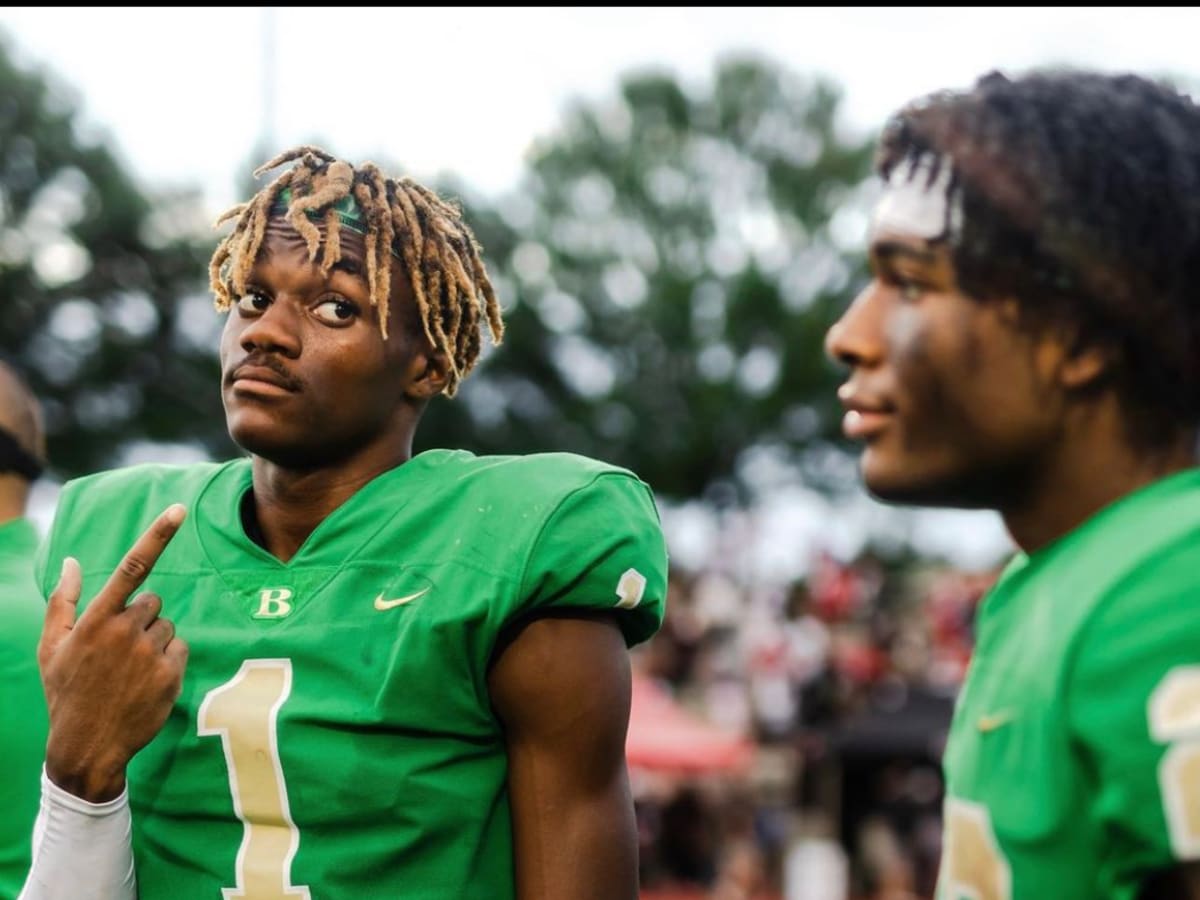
[0,361,48,900]
[827,69,1200,898]
[19,146,667,900]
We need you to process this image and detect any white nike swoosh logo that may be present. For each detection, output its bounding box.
[374,588,430,610]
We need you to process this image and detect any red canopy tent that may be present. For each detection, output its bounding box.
[625,673,755,775]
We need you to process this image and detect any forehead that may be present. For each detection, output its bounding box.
[257,215,369,267]
[869,153,961,245]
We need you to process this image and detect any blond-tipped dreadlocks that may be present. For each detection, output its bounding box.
[209,145,504,396]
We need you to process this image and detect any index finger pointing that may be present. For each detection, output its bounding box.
[39,556,82,666]
[87,504,187,617]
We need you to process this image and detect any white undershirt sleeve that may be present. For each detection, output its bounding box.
[17,766,137,900]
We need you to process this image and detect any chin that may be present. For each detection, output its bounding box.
[232,436,325,470]
[861,454,997,510]
[228,419,365,471]
[227,418,306,466]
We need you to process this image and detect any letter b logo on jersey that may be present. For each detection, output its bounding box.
[254,587,295,619]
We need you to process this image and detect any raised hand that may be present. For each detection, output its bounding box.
[37,504,190,802]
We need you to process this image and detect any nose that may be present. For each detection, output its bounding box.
[825,281,885,370]
[238,298,301,358]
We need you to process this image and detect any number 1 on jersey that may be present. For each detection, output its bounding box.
[199,659,311,900]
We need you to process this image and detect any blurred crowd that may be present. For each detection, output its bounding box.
[632,550,1002,900]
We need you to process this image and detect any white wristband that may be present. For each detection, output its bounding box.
[17,766,137,900]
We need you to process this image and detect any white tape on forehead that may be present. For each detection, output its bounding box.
[871,153,962,241]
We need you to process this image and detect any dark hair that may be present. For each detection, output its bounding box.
[210,146,504,396]
[878,70,1200,444]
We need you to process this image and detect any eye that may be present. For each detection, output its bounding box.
[312,297,360,326]
[235,291,271,314]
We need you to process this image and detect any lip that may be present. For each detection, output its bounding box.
[837,384,895,440]
[228,364,298,397]
[842,409,894,440]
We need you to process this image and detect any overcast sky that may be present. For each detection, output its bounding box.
[2,6,1198,215]
[5,6,1193,570]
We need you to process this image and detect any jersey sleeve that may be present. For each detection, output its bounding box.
[32,524,52,602]
[517,471,667,647]
[29,463,217,609]
[33,477,82,602]
[1067,563,1200,884]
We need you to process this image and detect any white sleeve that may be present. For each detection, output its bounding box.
[17,766,137,900]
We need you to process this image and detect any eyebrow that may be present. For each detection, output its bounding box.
[329,257,366,279]
[247,250,369,289]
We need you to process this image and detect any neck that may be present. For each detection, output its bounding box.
[247,443,412,562]
[1000,411,1197,554]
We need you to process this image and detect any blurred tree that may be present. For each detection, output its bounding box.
[2,39,873,500]
[0,34,220,477]
[420,56,875,502]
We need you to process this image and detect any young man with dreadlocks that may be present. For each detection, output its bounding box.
[826,70,1200,898]
[20,147,667,899]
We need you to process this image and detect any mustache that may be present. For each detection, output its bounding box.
[226,354,303,392]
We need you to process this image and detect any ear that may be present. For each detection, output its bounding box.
[991,297,1111,393]
[403,349,450,401]
[1031,312,1113,392]
[1058,342,1112,391]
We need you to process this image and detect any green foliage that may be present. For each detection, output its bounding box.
[1,39,873,501]
[420,56,874,501]
[0,35,222,477]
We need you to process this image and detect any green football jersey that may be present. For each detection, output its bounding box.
[937,469,1200,900]
[0,517,48,900]
[36,449,667,900]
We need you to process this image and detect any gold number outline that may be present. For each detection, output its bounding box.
[1149,666,1200,858]
[198,658,311,900]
